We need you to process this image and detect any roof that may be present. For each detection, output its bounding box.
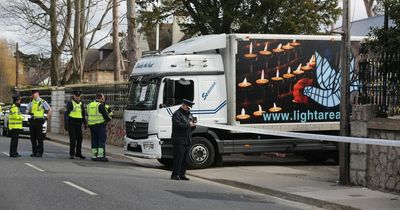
[337,15,396,36]
[84,43,129,72]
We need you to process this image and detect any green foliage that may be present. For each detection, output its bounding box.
[138,0,340,35]
[365,0,400,52]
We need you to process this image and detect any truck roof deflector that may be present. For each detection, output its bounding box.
[162,34,227,54]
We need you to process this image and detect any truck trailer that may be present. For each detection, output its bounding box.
[123,34,363,169]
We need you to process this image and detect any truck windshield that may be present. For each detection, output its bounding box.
[127,77,160,110]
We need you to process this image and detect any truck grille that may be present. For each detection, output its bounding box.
[125,121,148,139]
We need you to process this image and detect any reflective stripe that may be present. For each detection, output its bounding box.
[97,148,104,157]
[69,100,83,119]
[91,148,98,158]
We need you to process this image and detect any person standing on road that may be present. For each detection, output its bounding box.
[9,94,23,158]
[171,99,196,181]
[27,89,52,157]
[87,93,111,162]
[64,90,87,159]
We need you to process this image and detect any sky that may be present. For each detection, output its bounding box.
[0,0,369,55]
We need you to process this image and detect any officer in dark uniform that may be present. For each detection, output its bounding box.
[9,94,23,158]
[64,90,87,159]
[27,89,51,157]
[171,99,196,181]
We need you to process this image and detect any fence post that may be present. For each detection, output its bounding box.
[50,87,66,134]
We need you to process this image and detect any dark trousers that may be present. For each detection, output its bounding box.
[9,129,21,156]
[68,123,83,156]
[172,144,190,176]
[30,119,45,155]
[90,124,107,156]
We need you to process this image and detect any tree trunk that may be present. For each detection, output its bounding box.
[112,0,121,81]
[72,0,82,84]
[80,0,86,81]
[126,0,138,75]
[50,0,60,86]
[363,0,375,17]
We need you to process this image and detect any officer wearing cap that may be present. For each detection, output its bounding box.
[171,99,196,181]
[64,90,87,159]
[26,89,52,157]
[9,94,23,158]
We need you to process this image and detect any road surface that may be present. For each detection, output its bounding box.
[0,136,316,210]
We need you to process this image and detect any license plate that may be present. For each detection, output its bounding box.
[129,142,138,147]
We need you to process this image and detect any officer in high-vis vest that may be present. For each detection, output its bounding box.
[87,93,111,162]
[27,89,51,157]
[105,104,114,118]
[9,94,23,158]
[64,90,87,159]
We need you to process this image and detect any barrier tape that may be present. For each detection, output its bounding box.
[198,123,400,147]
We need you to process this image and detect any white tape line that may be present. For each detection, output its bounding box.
[63,181,97,196]
[24,163,45,172]
[199,123,400,147]
[2,152,10,157]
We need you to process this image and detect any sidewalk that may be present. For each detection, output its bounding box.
[47,132,400,210]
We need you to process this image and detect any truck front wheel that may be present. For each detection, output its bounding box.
[188,136,215,169]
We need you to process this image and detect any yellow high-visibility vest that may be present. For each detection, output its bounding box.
[8,104,23,130]
[31,99,45,118]
[87,101,105,125]
[105,104,113,117]
[69,100,83,119]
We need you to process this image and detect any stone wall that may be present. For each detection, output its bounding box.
[50,87,65,133]
[59,108,125,147]
[350,104,400,193]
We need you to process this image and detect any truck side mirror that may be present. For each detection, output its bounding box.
[164,79,175,106]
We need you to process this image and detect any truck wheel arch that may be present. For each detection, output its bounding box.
[191,125,223,165]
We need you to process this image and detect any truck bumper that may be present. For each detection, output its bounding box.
[124,135,162,159]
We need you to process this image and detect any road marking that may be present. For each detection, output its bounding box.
[63,181,98,196]
[24,163,45,172]
[2,152,10,156]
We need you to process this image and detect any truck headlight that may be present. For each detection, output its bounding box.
[143,142,154,150]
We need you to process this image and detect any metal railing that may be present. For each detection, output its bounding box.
[358,52,400,116]
[65,82,130,112]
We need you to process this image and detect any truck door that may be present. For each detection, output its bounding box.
[157,77,198,139]
[195,76,226,123]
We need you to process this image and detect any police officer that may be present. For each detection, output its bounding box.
[9,94,23,158]
[27,89,52,157]
[105,104,113,118]
[64,90,87,159]
[171,99,196,181]
[87,93,111,162]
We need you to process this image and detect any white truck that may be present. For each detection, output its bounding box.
[123,34,363,169]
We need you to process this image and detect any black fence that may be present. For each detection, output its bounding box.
[358,52,400,116]
[65,82,130,112]
[17,82,130,112]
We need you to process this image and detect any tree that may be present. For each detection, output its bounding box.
[365,0,400,52]
[0,0,72,86]
[138,0,341,36]
[0,40,27,102]
[112,0,121,81]
[126,0,138,75]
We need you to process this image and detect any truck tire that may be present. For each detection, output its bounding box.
[188,136,215,169]
[157,158,173,167]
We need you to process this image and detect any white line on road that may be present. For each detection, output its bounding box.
[63,181,98,196]
[24,163,45,172]
[2,152,10,156]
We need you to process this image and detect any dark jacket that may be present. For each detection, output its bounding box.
[64,100,87,125]
[171,107,193,145]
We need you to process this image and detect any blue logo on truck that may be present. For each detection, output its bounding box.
[202,81,216,100]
